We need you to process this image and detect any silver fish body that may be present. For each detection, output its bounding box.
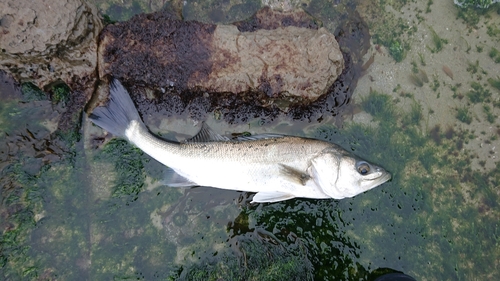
[89,79,391,203]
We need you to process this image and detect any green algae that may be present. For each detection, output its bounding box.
[88,189,181,280]
[487,23,500,38]
[489,47,499,57]
[0,98,48,138]
[367,2,412,62]
[467,81,492,103]
[488,77,500,90]
[455,0,500,9]
[0,160,42,280]
[20,82,47,101]
[182,0,260,24]
[455,2,498,28]
[243,200,368,281]
[49,81,71,106]
[0,114,86,280]
[303,89,499,280]
[103,1,146,22]
[427,26,448,53]
[360,89,397,122]
[391,41,408,62]
[174,232,313,281]
[456,107,473,124]
[96,139,146,202]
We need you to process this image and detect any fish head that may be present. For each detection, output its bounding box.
[308,147,391,199]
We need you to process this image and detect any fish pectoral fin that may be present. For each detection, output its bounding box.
[279,164,311,186]
[182,122,230,143]
[251,192,296,203]
[161,168,198,188]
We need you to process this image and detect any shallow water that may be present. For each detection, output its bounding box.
[1,0,500,280]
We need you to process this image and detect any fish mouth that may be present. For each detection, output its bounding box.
[374,172,391,186]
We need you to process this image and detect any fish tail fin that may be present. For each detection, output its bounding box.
[89,78,143,138]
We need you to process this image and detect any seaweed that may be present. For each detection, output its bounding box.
[467,82,492,103]
[21,82,47,101]
[427,26,448,53]
[369,9,411,63]
[49,82,71,106]
[456,107,473,124]
[360,89,397,122]
[483,105,496,123]
[96,139,147,203]
[174,232,313,281]
[426,0,434,13]
[431,75,441,91]
[0,161,41,280]
[489,47,500,60]
[466,60,480,74]
[455,0,498,9]
[105,1,146,22]
[419,147,439,172]
[487,77,500,90]
[487,24,500,38]
[418,53,426,66]
[402,100,423,127]
[455,2,493,28]
[388,39,406,62]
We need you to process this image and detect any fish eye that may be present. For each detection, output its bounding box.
[356,162,370,175]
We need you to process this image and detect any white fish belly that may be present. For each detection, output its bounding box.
[171,157,330,199]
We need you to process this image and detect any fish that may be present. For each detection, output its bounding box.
[88,78,391,203]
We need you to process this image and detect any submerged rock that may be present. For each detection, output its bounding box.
[0,0,102,88]
[454,0,500,8]
[98,8,344,106]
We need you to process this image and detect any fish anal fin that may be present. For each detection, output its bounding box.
[279,164,310,186]
[182,122,230,143]
[251,192,295,203]
[161,168,198,187]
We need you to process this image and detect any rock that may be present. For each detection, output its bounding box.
[454,0,500,8]
[0,0,102,88]
[203,25,344,101]
[98,9,344,104]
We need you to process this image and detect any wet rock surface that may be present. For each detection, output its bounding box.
[96,7,369,123]
[0,0,102,89]
[0,0,371,124]
[98,8,344,104]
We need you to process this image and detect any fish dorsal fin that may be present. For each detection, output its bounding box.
[279,164,311,186]
[232,134,285,141]
[182,122,230,143]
